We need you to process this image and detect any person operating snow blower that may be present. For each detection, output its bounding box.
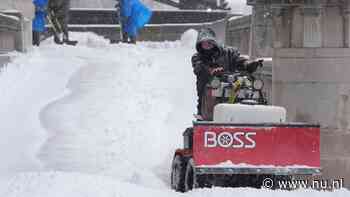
[192,28,260,120]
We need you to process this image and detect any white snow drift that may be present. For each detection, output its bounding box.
[0,33,348,196]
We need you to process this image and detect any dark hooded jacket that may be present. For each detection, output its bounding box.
[192,28,242,115]
[192,28,241,86]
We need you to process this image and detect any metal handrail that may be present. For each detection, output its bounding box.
[0,13,20,32]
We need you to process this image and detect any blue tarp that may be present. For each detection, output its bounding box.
[32,0,48,32]
[120,0,152,37]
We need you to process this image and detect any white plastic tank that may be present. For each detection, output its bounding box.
[213,104,286,123]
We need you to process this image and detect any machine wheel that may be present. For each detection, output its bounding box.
[184,158,197,191]
[171,155,187,192]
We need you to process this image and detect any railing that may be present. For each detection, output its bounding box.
[0,13,20,54]
[69,9,232,25]
[0,13,20,31]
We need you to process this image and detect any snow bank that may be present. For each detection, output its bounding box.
[0,32,349,196]
[1,171,348,197]
[181,29,198,48]
[0,46,84,174]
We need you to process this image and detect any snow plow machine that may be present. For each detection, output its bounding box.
[171,60,321,192]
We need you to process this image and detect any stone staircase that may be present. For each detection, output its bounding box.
[66,9,232,42]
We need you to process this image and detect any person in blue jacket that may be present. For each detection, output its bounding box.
[119,0,152,44]
[32,0,48,46]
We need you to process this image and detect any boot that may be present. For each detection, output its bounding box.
[122,32,129,43]
[63,33,78,46]
[54,34,64,45]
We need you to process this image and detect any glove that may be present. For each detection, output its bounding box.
[209,67,224,75]
[246,60,263,74]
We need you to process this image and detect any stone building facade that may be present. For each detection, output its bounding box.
[248,0,350,188]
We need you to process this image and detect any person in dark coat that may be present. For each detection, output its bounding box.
[47,0,77,45]
[192,28,252,118]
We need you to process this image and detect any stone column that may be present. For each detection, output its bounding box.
[249,2,273,59]
[271,6,291,49]
[302,6,322,47]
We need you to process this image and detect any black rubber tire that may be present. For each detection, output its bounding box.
[171,155,187,192]
[184,158,196,191]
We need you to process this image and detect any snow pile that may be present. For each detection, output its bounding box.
[214,104,286,123]
[71,0,178,10]
[1,171,348,197]
[141,0,178,10]
[71,0,114,8]
[0,32,348,196]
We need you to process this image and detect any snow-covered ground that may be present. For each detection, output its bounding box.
[0,32,348,196]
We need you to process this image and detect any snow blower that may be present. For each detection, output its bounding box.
[171,60,320,192]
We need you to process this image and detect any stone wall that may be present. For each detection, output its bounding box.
[226,16,251,55]
[65,9,230,43]
[0,13,19,53]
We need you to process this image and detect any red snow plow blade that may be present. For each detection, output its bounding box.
[192,122,321,176]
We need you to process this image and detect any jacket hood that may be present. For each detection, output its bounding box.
[196,28,220,56]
